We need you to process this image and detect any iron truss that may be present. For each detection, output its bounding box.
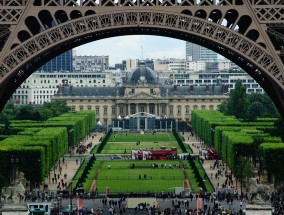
[0,0,284,115]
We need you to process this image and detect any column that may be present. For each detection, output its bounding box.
[155,103,158,115]
[145,118,148,131]
[137,118,140,130]
[157,104,159,116]
[116,104,119,116]
[128,103,130,115]
[136,104,138,113]
[147,103,149,113]
[165,104,168,116]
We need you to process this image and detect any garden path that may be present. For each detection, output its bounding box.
[182,131,242,194]
[41,131,105,192]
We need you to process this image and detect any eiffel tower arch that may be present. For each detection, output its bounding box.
[0,0,284,117]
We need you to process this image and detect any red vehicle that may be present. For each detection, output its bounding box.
[131,148,177,160]
[207,149,217,160]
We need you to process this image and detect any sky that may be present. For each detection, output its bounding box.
[74,35,186,66]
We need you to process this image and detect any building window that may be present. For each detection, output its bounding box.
[119,107,123,114]
[71,106,76,111]
[161,106,166,114]
[209,105,214,110]
[79,106,84,111]
[177,106,181,115]
[87,106,92,110]
[169,106,173,114]
[201,105,206,109]
[112,107,116,115]
[185,106,190,114]
[140,106,144,112]
[131,106,135,114]
[149,106,154,114]
[193,105,198,110]
[96,106,100,115]
[150,89,154,94]
[104,107,108,115]
[131,89,135,94]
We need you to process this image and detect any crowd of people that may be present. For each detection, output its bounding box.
[271,185,284,215]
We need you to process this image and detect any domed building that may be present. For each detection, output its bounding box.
[52,64,229,131]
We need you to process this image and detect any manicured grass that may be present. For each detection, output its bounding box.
[108,132,175,142]
[97,180,182,193]
[78,131,215,194]
[101,141,182,154]
[84,160,192,193]
[100,132,182,154]
[194,160,215,193]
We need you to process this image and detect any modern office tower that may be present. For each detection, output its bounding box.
[38,50,73,72]
[186,42,218,61]
[73,55,109,72]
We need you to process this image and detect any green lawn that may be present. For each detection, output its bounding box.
[100,132,182,154]
[108,132,175,142]
[101,141,181,154]
[84,160,192,193]
[78,131,214,194]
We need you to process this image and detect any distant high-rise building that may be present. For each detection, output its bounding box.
[186,42,218,61]
[38,50,73,72]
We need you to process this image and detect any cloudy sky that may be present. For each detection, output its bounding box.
[74,35,186,66]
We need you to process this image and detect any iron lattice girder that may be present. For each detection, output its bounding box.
[0,10,283,84]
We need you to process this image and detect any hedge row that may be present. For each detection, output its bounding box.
[173,129,188,153]
[0,127,67,185]
[96,130,113,153]
[191,110,284,182]
[0,111,96,187]
[10,111,96,147]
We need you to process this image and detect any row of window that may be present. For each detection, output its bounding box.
[71,104,215,115]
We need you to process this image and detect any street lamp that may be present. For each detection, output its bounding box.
[69,129,74,158]
[256,155,264,182]
[70,180,73,215]
[10,155,19,184]
[37,157,41,189]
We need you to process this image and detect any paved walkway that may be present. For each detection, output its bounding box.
[41,132,105,192]
[182,132,242,194]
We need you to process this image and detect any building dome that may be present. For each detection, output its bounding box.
[127,66,158,85]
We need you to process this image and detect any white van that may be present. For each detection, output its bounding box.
[112,127,122,131]
[27,202,52,215]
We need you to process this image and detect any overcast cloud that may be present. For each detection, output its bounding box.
[74,35,186,66]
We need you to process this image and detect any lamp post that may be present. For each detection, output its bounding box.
[70,180,73,215]
[210,128,215,148]
[256,155,264,181]
[10,155,19,184]
[234,150,238,191]
[37,157,41,189]
[69,129,74,158]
